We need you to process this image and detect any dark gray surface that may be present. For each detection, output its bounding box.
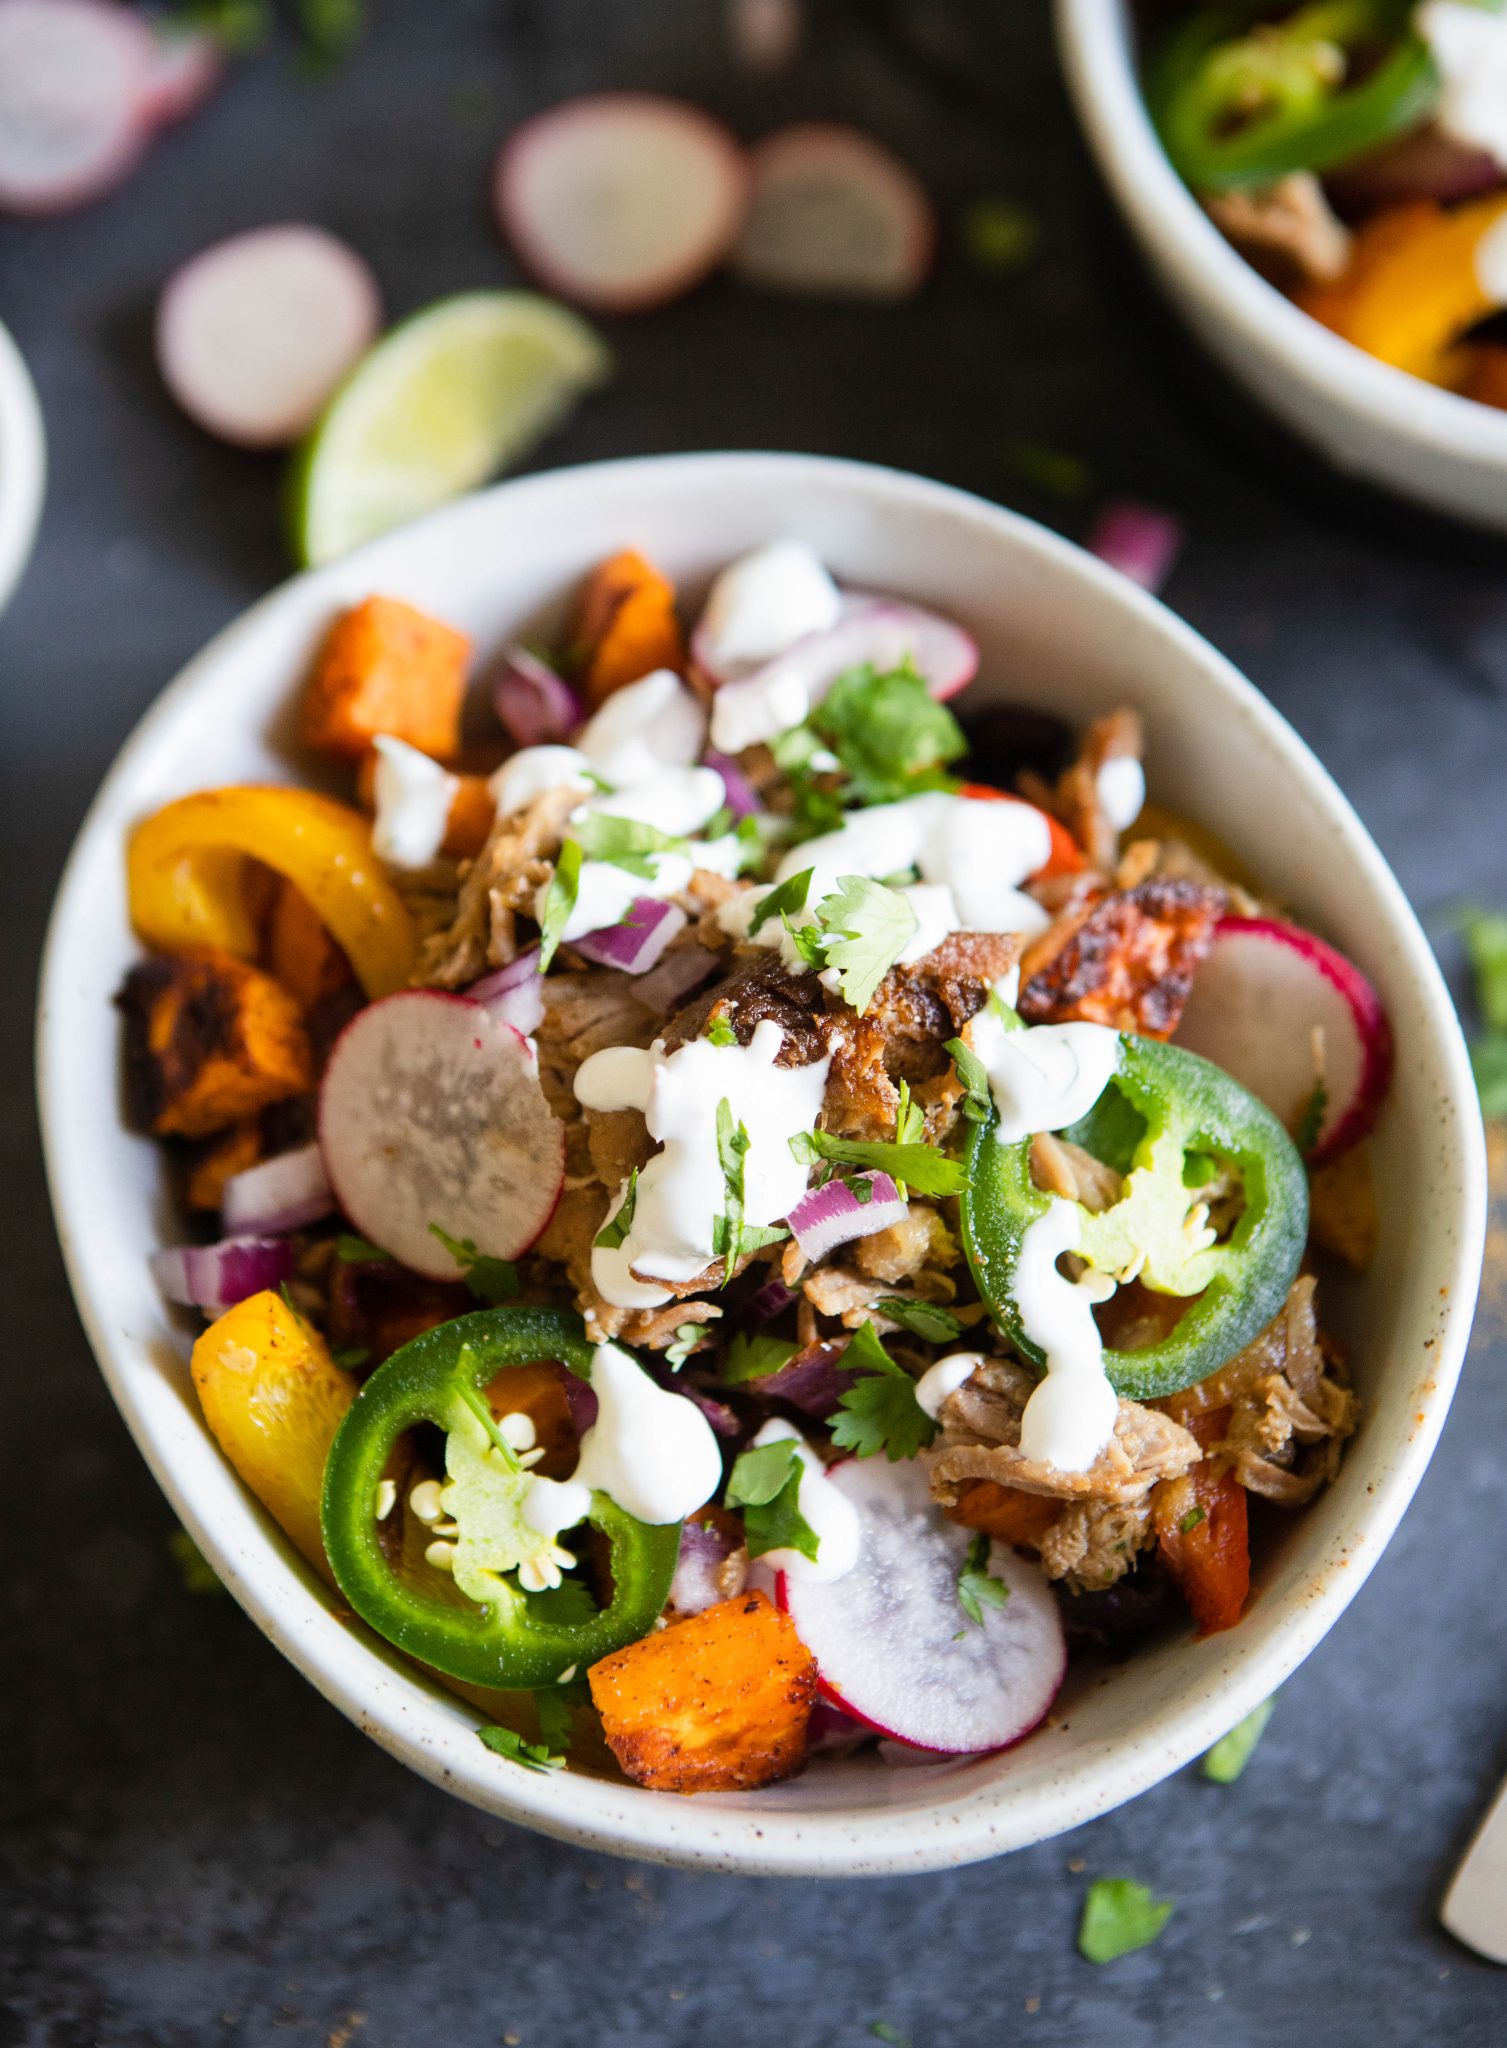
[4,3,1507,2042]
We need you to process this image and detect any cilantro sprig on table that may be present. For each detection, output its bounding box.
[477,1723,566,1773]
[725,1437,820,1562]
[829,1321,936,1462]
[1460,906,1507,1116]
[1077,1877,1174,1964]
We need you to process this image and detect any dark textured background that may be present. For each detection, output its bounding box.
[5,3,1507,2042]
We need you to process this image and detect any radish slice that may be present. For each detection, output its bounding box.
[220,1142,334,1235]
[494,94,749,313]
[708,597,977,754]
[0,0,153,215]
[318,990,565,1280]
[1175,916,1393,1163]
[732,124,934,301]
[777,1457,1065,1754]
[140,19,221,129]
[156,225,382,448]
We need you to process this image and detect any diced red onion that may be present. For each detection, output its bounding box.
[469,948,544,1035]
[703,746,760,822]
[151,1235,294,1316]
[664,1377,741,1437]
[630,940,721,1015]
[572,897,686,975]
[787,1170,906,1263]
[743,1276,796,1324]
[1085,500,1184,596]
[220,1143,333,1235]
[1326,126,1502,211]
[670,1516,747,1615]
[492,645,584,748]
[752,1340,860,1420]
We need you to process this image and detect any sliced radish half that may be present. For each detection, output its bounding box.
[494,94,748,313]
[732,124,934,301]
[777,1456,1065,1755]
[1175,915,1393,1163]
[318,990,565,1281]
[0,0,154,215]
[139,19,221,129]
[156,225,382,447]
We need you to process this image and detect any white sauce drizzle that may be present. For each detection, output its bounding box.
[1012,1201,1120,1473]
[914,1351,985,1421]
[489,744,592,818]
[370,735,459,869]
[522,1341,722,1536]
[1416,2,1507,174]
[968,1005,1123,1146]
[747,1419,861,1584]
[697,540,842,676]
[1095,755,1146,834]
[576,763,726,836]
[541,847,696,945]
[574,667,706,786]
[574,1020,831,1309]
[1477,209,1507,304]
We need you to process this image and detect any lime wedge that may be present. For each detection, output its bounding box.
[290,291,612,566]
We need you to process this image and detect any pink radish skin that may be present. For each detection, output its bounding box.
[776,1456,1066,1756]
[139,21,221,129]
[0,0,154,216]
[732,123,935,301]
[1175,915,1393,1164]
[318,990,565,1282]
[156,225,382,448]
[494,94,749,313]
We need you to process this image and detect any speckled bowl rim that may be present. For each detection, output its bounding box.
[36,452,1485,1875]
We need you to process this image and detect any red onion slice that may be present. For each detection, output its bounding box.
[703,746,761,821]
[492,645,584,748]
[670,1515,747,1614]
[750,1339,861,1420]
[1085,500,1184,596]
[572,897,686,974]
[220,1143,334,1235]
[787,1170,906,1262]
[151,1235,294,1316]
[742,1275,796,1324]
[469,948,544,1035]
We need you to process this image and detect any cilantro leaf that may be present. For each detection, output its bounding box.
[335,1233,391,1263]
[808,661,967,807]
[894,1077,924,1147]
[428,1224,519,1304]
[830,1321,936,1462]
[712,1102,790,1274]
[1077,1877,1174,1964]
[593,1170,638,1251]
[789,1128,968,1200]
[1293,1079,1327,1156]
[876,1298,963,1342]
[534,1676,590,1757]
[572,813,688,877]
[750,866,812,935]
[723,1330,801,1383]
[537,838,581,970]
[1178,1505,1207,1536]
[1201,1696,1276,1783]
[725,1438,820,1562]
[945,1035,993,1122]
[663,1322,704,1371]
[478,1723,565,1773]
[703,1017,738,1047]
[810,875,918,1014]
[956,1531,1010,1628]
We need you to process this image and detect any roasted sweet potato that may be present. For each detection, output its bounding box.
[184,1119,263,1211]
[266,877,353,1011]
[576,549,684,705]
[1151,1408,1250,1636]
[120,946,313,1138]
[300,595,471,762]
[943,1477,1060,1549]
[1019,877,1225,1039]
[588,1590,817,1793]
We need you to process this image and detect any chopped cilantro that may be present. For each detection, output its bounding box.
[1293,1079,1327,1156]
[812,877,918,1013]
[956,1530,1010,1628]
[334,1233,390,1263]
[331,1344,372,1369]
[168,1526,224,1597]
[723,1330,801,1383]
[945,1035,994,1122]
[428,1224,519,1304]
[751,866,812,935]
[726,1438,820,1562]
[789,1127,968,1200]
[537,838,581,970]
[807,661,966,807]
[534,1677,589,1756]
[703,1017,738,1048]
[1201,1695,1276,1783]
[593,1170,638,1251]
[960,195,1043,275]
[478,1723,566,1772]
[277,1281,307,1326]
[663,1322,704,1371]
[830,1321,936,1462]
[1178,1505,1207,1536]
[894,1077,924,1147]
[1003,436,1095,501]
[572,812,687,876]
[875,1297,963,1343]
[733,811,783,874]
[1077,1877,1174,1964]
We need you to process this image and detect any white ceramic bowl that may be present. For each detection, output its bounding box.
[0,317,45,617]
[37,453,1485,1875]
[1055,0,1507,531]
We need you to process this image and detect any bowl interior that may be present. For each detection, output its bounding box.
[38,453,1484,1873]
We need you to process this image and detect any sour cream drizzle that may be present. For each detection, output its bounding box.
[1415,2,1507,174]
[914,1351,984,1421]
[1096,755,1146,835]
[747,1419,861,1583]
[522,1341,722,1537]
[575,1020,831,1309]
[370,735,459,869]
[697,540,842,676]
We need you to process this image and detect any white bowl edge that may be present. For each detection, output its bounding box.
[0,317,45,619]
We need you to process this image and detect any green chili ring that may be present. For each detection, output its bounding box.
[321,1306,681,1690]
[959,1036,1308,1403]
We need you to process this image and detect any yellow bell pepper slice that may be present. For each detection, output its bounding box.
[191,1288,359,1578]
[128,785,416,998]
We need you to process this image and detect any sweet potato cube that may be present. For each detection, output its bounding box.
[301,595,471,762]
[575,549,684,705]
[944,1478,1060,1549]
[266,877,353,1011]
[588,1590,817,1793]
[120,946,313,1138]
[1152,1409,1250,1637]
[184,1119,263,1211]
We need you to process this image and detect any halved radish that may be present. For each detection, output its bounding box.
[732,124,934,301]
[318,990,565,1281]
[156,225,382,447]
[777,1457,1065,1755]
[139,18,221,129]
[0,0,154,216]
[494,94,748,313]
[707,596,977,753]
[1175,916,1393,1163]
